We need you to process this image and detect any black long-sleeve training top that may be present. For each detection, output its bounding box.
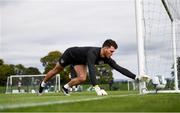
[63,47,136,86]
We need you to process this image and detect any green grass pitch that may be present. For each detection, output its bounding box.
[0,91,180,112]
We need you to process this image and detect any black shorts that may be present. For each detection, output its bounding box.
[58,48,73,67]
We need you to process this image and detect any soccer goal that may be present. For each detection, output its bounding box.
[5,74,60,94]
[135,0,180,94]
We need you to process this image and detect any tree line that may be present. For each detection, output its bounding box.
[0,60,41,85]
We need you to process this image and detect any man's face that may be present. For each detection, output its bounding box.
[104,46,116,58]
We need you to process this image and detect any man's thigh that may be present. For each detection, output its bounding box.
[74,65,87,78]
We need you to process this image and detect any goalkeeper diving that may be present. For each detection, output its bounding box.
[39,39,151,96]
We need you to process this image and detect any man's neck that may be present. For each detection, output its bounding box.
[100,48,105,58]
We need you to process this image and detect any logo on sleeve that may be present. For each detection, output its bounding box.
[61,59,64,64]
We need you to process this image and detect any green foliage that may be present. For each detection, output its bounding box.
[96,64,113,84]
[0,59,4,65]
[172,57,180,77]
[171,57,180,88]
[14,64,26,75]
[178,57,180,84]
[0,64,15,85]
[40,51,62,74]
[0,59,41,86]
[25,67,41,75]
[60,66,71,84]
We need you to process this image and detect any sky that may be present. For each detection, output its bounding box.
[1,0,178,80]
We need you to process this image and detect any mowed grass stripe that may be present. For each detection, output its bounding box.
[0,94,136,110]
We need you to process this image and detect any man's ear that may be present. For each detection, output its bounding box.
[103,47,108,52]
[103,46,109,49]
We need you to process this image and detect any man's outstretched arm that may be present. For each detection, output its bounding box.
[107,58,136,80]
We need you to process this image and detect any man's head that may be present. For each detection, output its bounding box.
[101,39,118,58]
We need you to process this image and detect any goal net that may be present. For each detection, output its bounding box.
[5,74,60,94]
[136,0,180,93]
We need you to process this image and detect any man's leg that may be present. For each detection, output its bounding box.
[39,63,64,94]
[68,65,87,87]
[62,65,87,95]
[43,63,64,82]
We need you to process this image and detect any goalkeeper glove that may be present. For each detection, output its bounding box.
[94,85,108,96]
[136,74,151,83]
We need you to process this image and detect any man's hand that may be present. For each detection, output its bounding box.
[94,85,108,96]
[136,74,151,83]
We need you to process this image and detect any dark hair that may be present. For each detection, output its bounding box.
[102,39,118,49]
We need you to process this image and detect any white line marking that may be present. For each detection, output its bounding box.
[0,94,137,110]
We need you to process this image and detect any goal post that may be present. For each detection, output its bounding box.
[5,74,60,94]
[135,0,147,94]
[135,0,180,93]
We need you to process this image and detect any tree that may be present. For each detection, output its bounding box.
[177,57,180,79]
[14,64,26,75]
[60,66,71,84]
[0,59,41,86]
[96,64,113,84]
[0,59,4,65]
[0,64,15,85]
[171,57,180,77]
[25,67,41,75]
[40,51,62,74]
[171,57,180,88]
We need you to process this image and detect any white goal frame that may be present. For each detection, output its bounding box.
[135,0,180,94]
[5,74,60,94]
